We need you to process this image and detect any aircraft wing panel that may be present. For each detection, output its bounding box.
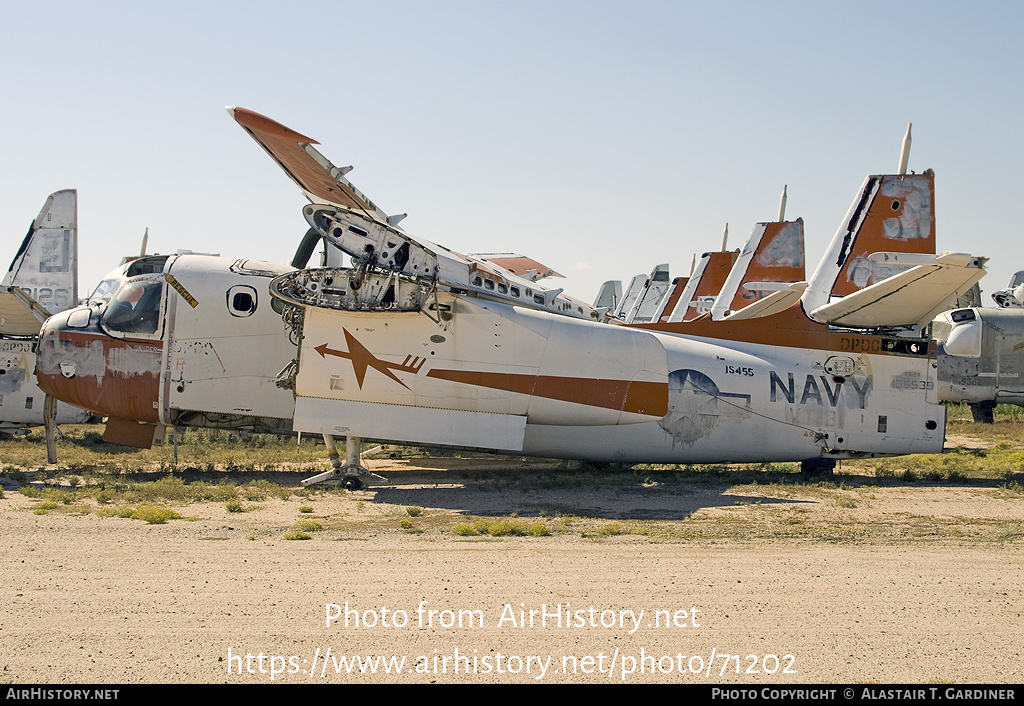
[808,254,986,328]
[0,286,51,336]
[471,254,565,281]
[295,396,528,451]
[228,107,391,223]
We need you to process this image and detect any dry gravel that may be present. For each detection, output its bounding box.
[1,457,1021,684]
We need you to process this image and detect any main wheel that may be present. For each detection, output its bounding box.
[970,401,995,424]
[800,458,835,477]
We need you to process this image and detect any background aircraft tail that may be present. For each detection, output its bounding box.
[664,249,738,322]
[710,219,805,320]
[2,189,79,315]
[801,172,935,314]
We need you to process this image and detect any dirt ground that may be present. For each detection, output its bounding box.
[1,455,1021,685]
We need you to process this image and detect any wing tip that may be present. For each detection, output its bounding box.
[227,105,320,145]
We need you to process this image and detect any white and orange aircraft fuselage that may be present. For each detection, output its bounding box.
[34,110,984,487]
[38,249,947,469]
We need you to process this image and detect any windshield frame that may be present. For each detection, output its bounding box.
[98,274,167,341]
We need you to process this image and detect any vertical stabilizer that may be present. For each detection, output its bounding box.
[623,264,671,323]
[614,274,648,319]
[710,219,805,320]
[801,172,935,314]
[650,276,689,323]
[3,189,79,314]
[593,280,623,311]
[666,250,738,322]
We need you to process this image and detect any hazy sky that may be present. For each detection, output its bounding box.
[2,0,1022,304]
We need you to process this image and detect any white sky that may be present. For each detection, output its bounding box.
[1,0,1021,304]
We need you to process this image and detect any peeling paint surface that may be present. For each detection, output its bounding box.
[755,222,804,269]
[659,369,751,445]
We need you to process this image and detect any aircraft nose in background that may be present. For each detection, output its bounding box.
[35,305,163,447]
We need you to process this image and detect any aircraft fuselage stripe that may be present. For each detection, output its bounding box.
[425,369,668,417]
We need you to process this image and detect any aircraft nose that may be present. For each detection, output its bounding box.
[36,305,163,447]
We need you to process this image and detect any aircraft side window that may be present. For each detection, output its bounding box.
[102,280,163,336]
[227,285,258,317]
[66,308,91,328]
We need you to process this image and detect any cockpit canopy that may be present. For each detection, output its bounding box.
[88,255,171,305]
[101,278,163,336]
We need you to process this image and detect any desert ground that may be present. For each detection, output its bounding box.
[1,427,1022,685]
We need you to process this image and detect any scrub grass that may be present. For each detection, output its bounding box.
[2,406,1022,543]
[0,425,332,474]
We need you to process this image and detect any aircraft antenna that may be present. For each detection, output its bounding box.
[778,185,788,222]
[140,228,148,257]
[898,123,912,176]
[721,223,728,251]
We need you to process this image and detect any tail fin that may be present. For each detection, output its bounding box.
[665,250,739,322]
[614,274,649,319]
[650,276,689,323]
[623,264,671,323]
[802,172,935,313]
[3,189,78,314]
[593,280,623,311]
[710,219,805,320]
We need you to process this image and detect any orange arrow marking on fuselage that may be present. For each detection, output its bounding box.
[315,328,425,389]
[315,329,667,417]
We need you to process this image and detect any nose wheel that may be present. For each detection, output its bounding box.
[301,434,389,488]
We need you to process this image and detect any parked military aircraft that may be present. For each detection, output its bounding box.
[1,190,91,436]
[604,187,804,326]
[37,252,299,448]
[35,111,986,487]
[933,270,1024,422]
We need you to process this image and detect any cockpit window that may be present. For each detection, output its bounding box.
[125,255,171,278]
[88,278,122,305]
[950,309,977,323]
[102,280,164,336]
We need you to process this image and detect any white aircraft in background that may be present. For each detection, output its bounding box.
[0,190,91,436]
[934,270,1024,422]
[36,112,985,486]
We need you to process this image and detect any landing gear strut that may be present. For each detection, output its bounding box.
[301,434,389,488]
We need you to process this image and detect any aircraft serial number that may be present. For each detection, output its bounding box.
[840,336,881,353]
[725,365,754,376]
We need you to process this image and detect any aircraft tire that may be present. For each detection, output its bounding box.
[970,401,995,424]
[800,458,835,478]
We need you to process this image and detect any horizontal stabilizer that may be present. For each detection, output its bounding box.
[807,253,987,328]
[723,282,807,321]
[0,286,51,336]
